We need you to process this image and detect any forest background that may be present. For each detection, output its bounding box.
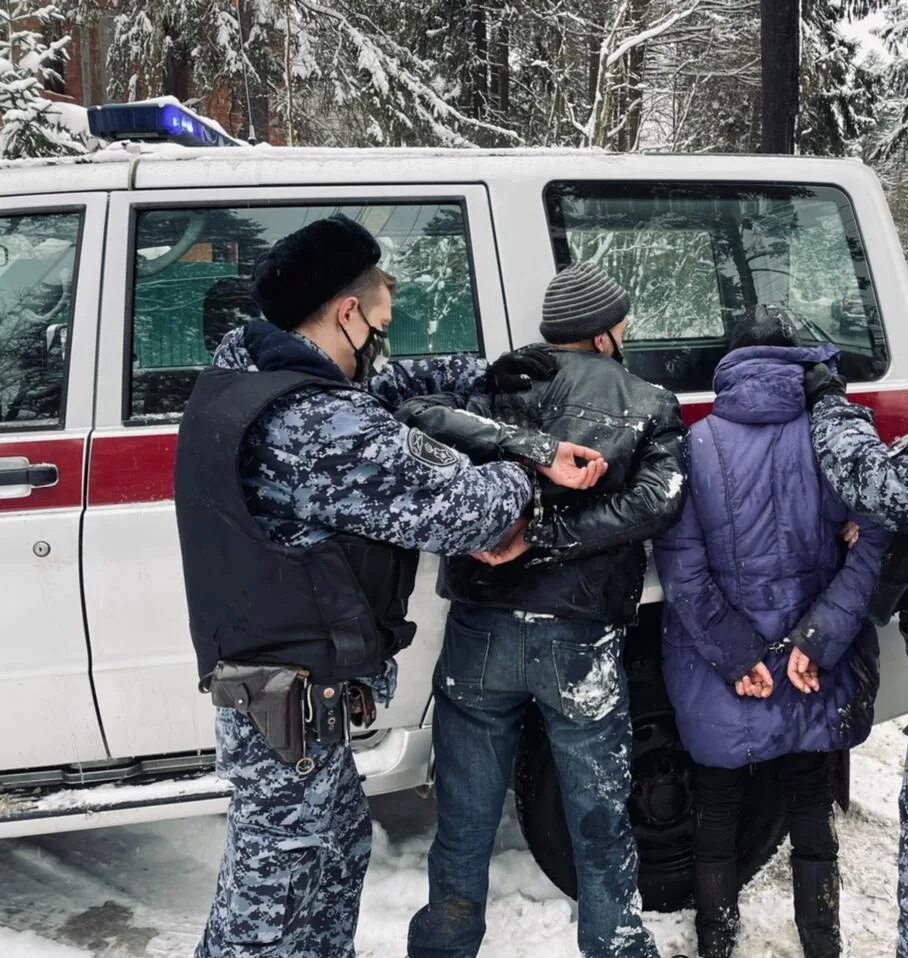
[2,1,908,247]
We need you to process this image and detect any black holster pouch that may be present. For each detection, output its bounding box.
[868,532,908,627]
[208,662,306,764]
[205,662,378,766]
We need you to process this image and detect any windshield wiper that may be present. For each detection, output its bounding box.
[801,318,834,343]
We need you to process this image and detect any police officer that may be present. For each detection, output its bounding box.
[805,363,908,958]
[174,214,606,958]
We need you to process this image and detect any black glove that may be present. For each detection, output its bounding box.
[804,363,846,411]
[486,346,558,393]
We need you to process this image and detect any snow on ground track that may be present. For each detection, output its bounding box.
[0,721,903,956]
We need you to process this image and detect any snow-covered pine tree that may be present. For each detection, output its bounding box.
[86,0,521,147]
[865,0,908,163]
[798,0,878,156]
[0,0,89,158]
[640,0,761,152]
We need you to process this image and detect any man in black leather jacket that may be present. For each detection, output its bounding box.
[404,262,688,958]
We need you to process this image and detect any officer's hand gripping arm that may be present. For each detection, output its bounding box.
[526,393,687,550]
[395,394,606,490]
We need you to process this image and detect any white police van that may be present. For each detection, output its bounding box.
[1,101,906,909]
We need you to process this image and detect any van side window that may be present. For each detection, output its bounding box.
[128,202,481,422]
[545,182,887,392]
[0,210,82,430]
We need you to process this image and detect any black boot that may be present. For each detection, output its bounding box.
[791,857,841,958]
[694,861,739,958]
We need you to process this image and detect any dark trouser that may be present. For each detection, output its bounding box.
[693,752,839,958]
[898,739,908,958]
[407,603,658,958]
[196,708,371,958]
[694,753,838,865]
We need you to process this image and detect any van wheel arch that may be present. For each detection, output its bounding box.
[513,604,790,912]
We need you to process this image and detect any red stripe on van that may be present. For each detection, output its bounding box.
[85,387,908,508]
[88,433,177,506]
[0,437,84,512]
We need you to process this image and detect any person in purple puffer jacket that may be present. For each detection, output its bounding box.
[653,306,887,958]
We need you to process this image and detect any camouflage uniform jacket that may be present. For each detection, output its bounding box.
[811,392,908,533]
[212,320,539,699]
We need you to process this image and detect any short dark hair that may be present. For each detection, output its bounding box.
[728,304,801,352]
[308,266,396,323]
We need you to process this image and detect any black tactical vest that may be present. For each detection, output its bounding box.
[175,367,418,682]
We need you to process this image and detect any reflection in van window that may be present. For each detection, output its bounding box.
[129,202,480,421]
[0,211,81,430]
[545,182,887,392]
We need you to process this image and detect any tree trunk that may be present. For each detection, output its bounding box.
[491,15,510,119]
[284,0,294,147]
[470,0,488,119]
[760,0,800,153]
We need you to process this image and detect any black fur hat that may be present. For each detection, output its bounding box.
[250,214,382,331]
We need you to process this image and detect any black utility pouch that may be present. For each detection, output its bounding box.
[305,683,348,746]
[208,662,307,764]
[869,532,908,627]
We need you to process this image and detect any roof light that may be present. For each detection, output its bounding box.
[87,101,241,148]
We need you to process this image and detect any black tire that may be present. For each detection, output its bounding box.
[513,606,789,912]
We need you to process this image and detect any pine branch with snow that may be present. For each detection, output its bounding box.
[0,0,90,158]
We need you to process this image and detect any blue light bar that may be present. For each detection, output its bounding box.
[87,101,242,148]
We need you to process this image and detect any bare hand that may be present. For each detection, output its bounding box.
[840,521,860,550]
[788,647,820,693]
[734,661,774,698]
[472,517,531,566]
[537,442,607,490]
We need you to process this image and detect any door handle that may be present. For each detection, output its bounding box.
[0,457,59,496]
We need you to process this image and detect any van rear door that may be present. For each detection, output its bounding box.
[0,194,108,770]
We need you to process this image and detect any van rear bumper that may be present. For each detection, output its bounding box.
[0,726,432,839]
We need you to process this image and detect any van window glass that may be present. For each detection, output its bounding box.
[545,182,887,392]
[0,210,82,430]
[128,202,481,421]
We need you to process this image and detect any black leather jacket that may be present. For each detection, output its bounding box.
[396,347,688,624]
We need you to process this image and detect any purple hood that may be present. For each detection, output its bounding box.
[712,344,840,425]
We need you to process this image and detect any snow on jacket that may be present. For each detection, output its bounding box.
[653,345,886,769]
[397,346,688,625]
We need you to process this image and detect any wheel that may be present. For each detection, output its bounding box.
[513,608,789,912]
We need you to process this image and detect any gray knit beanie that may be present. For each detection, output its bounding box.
[540,261,631,344]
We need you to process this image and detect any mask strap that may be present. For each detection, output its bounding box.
[606,328,624,364]
[340,322,359,355]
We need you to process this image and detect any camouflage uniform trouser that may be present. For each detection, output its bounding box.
[899,738,908,958]
[196,708,371,958]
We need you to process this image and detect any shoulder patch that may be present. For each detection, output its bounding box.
[407,429,459,468]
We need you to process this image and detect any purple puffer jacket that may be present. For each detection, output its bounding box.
[653,345,886,769]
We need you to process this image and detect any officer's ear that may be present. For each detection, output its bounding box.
[335,295,359,329]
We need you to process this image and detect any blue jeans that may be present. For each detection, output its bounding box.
[407,603,658,958]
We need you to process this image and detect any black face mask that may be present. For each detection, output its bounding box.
[604,329,624,365]
[342,306,390,382]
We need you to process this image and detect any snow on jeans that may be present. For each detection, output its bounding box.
[195,708,371,958]
[408,602,658,958]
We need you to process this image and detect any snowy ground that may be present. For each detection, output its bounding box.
[0,721,903,958]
